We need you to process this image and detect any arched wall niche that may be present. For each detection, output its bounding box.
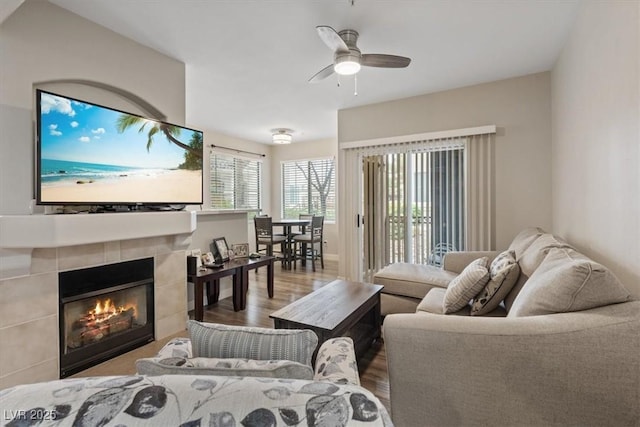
[33,79,167,121]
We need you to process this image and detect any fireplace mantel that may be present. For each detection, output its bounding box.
[0,211,196,279]
[0,211,196,249]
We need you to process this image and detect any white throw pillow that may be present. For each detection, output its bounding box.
[443,257,490,314]
[471,250,520,316]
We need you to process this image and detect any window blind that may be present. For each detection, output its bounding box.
[210,153,261,210]
[282,158,335,221]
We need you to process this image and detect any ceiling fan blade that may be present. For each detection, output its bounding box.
[316,25,349,53]
[361,54,411,68]
[309,64,335,83]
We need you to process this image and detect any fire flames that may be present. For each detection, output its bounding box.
[89,298,137,323]
[67,297,140,349]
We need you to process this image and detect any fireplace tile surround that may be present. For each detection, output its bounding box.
[0,212,195,389]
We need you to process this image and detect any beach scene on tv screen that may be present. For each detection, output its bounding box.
[39,92,203,204]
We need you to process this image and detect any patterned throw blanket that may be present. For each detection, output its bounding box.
[0,374,392,426]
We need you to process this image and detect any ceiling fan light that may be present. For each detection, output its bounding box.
[334,55,361,75]
[272,130,292,144]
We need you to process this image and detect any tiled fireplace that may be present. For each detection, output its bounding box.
[0,211,195,388]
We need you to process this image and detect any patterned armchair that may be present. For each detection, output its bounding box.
[0,322,392,426]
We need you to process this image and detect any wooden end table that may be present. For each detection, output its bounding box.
[229,255,275,310]
[187,255,275,319]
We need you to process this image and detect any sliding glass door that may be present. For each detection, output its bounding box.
[363,148,465,279]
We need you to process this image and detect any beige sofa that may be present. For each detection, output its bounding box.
[381,228,639,426]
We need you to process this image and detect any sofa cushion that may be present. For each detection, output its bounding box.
[443,257,490,313]
[187,321,318,366]
[508,227,546,259]
[381,293,423,315]
[418,288,471,315]
[136,356,314,379]
[471,250,520,316]
[509,248,631,317]
[374,263,457,299]
[504,233,574,311]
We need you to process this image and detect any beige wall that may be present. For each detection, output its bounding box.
[0,0,186,113]
[270,138,339,258]
[338,72,553,251]
[551,1,639,296]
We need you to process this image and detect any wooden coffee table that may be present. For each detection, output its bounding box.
[270,279,383,360]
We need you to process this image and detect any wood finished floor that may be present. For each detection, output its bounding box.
[72,259,390,411]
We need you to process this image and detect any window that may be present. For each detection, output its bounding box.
[210,153,261,210]
[282,158,335,221]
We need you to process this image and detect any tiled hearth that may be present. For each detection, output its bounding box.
[0,212,195,389]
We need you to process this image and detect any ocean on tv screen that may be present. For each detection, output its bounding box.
[38,91,203,204]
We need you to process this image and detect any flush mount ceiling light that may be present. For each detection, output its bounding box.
[272,128,293,144]
[334,52,361,76]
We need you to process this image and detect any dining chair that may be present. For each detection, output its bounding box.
[292,215,324,271]
[254,216,287,263]
[289,213,313,238]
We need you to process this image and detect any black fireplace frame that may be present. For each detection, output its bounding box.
[58,258,155,378]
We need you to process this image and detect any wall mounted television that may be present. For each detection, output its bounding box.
[36,89,203,208]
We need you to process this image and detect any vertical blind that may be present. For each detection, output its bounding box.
[363,155,387,279]
[465,133,495,250]
[282,158,335,221]
[428,149,465,262]
[210,152,261,210]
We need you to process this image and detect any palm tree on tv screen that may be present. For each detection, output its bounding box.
[116,114,203,169]
[179,132,203,170]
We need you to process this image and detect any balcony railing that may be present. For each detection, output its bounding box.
[386,214,461,266]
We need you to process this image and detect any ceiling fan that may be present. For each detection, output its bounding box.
[309,25,411,83]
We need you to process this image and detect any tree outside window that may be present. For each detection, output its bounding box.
[282,158,335,221]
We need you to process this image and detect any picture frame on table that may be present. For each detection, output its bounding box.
[211,237,230,263]
[201,252,215,265]
[231,243,249,258]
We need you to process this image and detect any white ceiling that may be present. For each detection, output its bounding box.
[49,0,581,144]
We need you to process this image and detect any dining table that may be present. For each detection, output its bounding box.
[271,219,311,269]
